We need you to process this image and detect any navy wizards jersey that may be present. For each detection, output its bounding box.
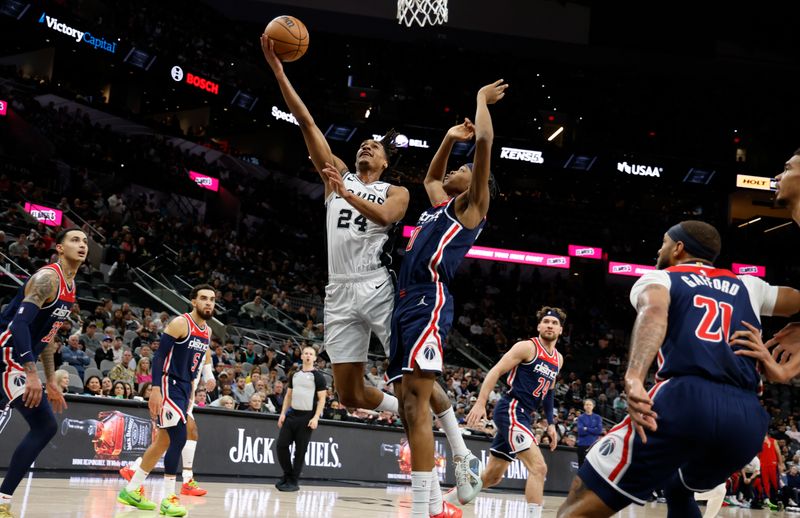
[506,337,562,413]
[162,313,210,384]
[399,198,485,290]
[0,263,76,363]
[630,264,778,392]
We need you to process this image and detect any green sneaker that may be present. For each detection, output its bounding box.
[160,494,187,517]
[117,486,157,510]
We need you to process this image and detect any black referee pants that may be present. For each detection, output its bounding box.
[276,410,315,479]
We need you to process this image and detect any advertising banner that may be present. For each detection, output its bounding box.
[731,263,766,278]
[568,245,602,260]
[188,171,220,192]
[23,202,63,226]
[0,398,578,492]
[608,261,656,277]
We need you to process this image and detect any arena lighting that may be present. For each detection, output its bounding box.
[24,202,63,226]
[123,48,156,70]
[608,261,656,277]
[324,124,357,142]
[764,221,792,233]
[563,154,597,171]
[731,263,766,278]
[0,0,30,19]
[188,171,219,192]
[683,168,716,185]
[547,126,564,141]
[737,217,761,228]
[0,99,6,116]
[568,245,602,259]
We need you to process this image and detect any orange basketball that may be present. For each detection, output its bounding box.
[264,15,309,62]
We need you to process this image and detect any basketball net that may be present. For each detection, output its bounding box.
[397,0,448,27]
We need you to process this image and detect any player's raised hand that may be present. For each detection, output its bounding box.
[624,378,657,443]
[260,35,284,75]
[46,381,68,413]
[466,400,486,427]
[732,321,795,383]
[446,118,475,142]
[322,162,348,198]
[477,79,509,105]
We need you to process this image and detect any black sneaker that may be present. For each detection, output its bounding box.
[275,476,288,490]
[280,477,300,492]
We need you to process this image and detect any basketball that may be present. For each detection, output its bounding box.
[264,15,309,62]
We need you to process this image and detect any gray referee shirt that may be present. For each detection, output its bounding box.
[287,369,327,411]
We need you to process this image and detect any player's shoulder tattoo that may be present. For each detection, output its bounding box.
[23,269,58,307]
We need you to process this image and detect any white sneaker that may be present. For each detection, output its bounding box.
[790,498,798,507]
[443,487,460,505]
[453,452,483,505]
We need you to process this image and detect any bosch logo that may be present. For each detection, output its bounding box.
[171,66,184,82]
[599,438,615,456]
[186,73,219,95]
[423,345,436,361]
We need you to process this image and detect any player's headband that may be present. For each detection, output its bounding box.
[540,309,563,325]
[666,223,718,262]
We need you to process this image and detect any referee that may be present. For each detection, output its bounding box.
[275,345,327,491]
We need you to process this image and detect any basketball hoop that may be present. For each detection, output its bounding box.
[397,0,448,27]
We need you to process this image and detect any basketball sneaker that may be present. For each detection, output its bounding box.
[181,479,207,496]
[117,486,156,510]
[159,494,187,517]
[443,487,459,505]
[119,464,134,481]
[431,501,462,518]
[452,452,482,504]
[0,503,14,518]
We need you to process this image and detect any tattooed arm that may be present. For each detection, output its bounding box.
[624,283,670,442]
[12,269,58,408]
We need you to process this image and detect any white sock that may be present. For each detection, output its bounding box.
[435,407,469,458]
[429,467,443,515]
[131,457,142,470]
[374,392,399,413]
[0,492,11,504]
[182,440,197,481]
[163,475,177,497]
[528,503,543,518]
[411,471,432,518]
[125,467,149,492]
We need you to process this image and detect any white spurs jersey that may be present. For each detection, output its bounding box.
[325,171,394,275]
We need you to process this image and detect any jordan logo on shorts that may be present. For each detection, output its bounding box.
[418,296,427,307]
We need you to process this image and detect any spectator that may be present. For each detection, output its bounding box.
[54,369,70,394]
[101,376,113,396]
[236,341,258,365]
[111,336,124,363]
[239,295,267,320]
[83,376,102,396]
[81,323,101,352]
[61,334,91,379]
[138,382,152,401]
[247,393,267,413]
[194,387,208,408]
[232,376,250,405]
[613,392,628,413]
[269,380,286,410]
[135,357,152,386]
[323,400,349,421]
[366,366,383,389]
[121,349,136,370]
[108,252,131,282]
[212,395,236,410]
[7,234,27,258]
[112,381,128,399]
[108,357,135,385]
[67,303,83,331]
[576,399,604,467]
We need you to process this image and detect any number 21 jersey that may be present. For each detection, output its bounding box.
[325,171,394,275]
[630,264,778,392]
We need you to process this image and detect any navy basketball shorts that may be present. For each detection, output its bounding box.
[579,375,768,511]
[158,378,191,429]
[0,347,28,407]
[386,283,454,383]
[490,396,537,461]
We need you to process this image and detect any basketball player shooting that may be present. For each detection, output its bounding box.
[380,79,507,518]
[556,221,800,518]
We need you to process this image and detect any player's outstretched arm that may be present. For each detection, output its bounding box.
[624,284,669,442]
[260,36,346,192]
[459,80,508,229]
[772,286,800,317]
[466,339,532,426]
[424,119,474,206]
[322,162,409,226]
